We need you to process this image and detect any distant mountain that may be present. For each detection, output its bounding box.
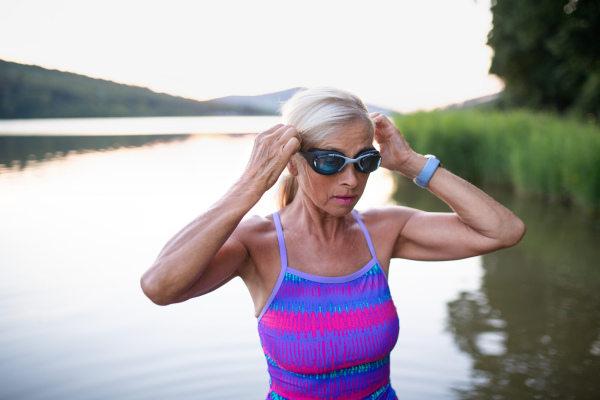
[212,88,395,116]
[444,93,501,110]
[210,88,302,114]
[0,60,270,119]
[0,59,395,119]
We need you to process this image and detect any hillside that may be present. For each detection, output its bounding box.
[211,88,394,116]
[0,60,396,119]
[0,60,272,118]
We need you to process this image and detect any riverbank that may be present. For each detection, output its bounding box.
[394,109,600,214]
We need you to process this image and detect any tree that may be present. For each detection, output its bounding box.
[487,0,600,119]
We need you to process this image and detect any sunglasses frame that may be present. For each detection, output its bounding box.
[298,148,382,175]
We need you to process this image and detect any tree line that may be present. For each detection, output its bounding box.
[0,60,271,119]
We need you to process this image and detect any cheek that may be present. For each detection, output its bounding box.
[359,173,370,186]
[356,175,369,192]
[298,170,334,199]
[309,175,333,195]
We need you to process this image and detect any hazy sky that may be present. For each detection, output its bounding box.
[0,0,502,112]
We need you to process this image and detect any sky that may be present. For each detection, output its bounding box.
[0,0,503,113]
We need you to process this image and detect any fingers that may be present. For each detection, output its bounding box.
[243,124,302,191]
[254,124,301,164]
[260,124,298,142]
[260,124,302,152]
[277,125,301,152]
[282,136,301,158]
[370,112,386,123]
[261,124,285,135]
[370,113,389,125]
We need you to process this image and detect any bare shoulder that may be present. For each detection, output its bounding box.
[234,213,279,269]
[354,206,420,264]
[356,206,419,231]
[235,213,282,310]
[235,213,276,242]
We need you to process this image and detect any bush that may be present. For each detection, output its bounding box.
[394,109,600,213]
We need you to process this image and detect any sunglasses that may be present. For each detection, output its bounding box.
[298,148,382,175]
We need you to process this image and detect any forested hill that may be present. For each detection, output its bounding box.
[0,59,273,118]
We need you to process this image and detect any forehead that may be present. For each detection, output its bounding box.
[318,122,374,153]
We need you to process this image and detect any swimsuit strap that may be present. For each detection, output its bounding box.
[351,209,377,259]
[257,212,288,322]
[273,211,288,268]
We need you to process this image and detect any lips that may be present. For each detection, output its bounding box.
[333,195,357,205]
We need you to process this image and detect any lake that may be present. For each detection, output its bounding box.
[0,117,599,399]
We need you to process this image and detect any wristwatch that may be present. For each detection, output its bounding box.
[413,155,441,188]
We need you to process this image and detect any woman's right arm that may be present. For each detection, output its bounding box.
[140,124,301,305]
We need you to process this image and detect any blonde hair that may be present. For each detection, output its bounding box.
[277,87,374,209]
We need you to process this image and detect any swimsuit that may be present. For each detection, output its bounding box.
[257,210,400,399]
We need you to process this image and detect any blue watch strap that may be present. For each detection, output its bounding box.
[413,155,440,188]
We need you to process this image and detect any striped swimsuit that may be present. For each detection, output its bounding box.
[257,210,400,399]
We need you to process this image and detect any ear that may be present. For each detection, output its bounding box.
[287,156,299,177]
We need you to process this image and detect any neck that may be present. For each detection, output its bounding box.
[282,189,352,242]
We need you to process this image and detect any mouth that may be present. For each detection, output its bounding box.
[333,195,357,205]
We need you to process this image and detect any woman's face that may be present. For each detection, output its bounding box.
[294,121,375,216]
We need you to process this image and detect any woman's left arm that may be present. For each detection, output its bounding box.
[371,113,526,261]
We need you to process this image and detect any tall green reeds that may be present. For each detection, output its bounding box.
[393,110,600,213]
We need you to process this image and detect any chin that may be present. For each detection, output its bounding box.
[326,199,361,216]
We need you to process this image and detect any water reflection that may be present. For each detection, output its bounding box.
[0,133,479,399]
[0,116,283,171]
[393,176,600,400]
[2,131,598,399]
[0,134,189,171]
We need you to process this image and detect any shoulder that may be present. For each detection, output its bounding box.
[350,207,420,272]
[355,206,419,230]
[237,213,275,233]
[234,213,278,251]
[354,207,421,252]
[235,213,282,290]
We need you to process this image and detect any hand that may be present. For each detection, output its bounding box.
[370,112,422,177]
[241,124,301,193]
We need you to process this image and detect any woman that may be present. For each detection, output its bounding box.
[140,87,526,399]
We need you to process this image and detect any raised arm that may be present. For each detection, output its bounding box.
[140,124,301,305]
[371,113,526,261]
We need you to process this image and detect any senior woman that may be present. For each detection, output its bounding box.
[140,87,525,399]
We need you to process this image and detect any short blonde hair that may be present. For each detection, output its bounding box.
[277,87,374,208]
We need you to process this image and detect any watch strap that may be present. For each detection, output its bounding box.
[413,155,440,188]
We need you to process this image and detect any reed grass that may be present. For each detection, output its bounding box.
[393,109,600,213]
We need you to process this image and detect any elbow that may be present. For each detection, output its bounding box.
[502,216,526,248]
[140,271,174,306]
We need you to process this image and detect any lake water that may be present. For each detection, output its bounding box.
[0,117,599,399]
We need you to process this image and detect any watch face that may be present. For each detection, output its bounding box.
[424,154,441,167]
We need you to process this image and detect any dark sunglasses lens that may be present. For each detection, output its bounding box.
[358,154,382,173]
[315,156,345,174]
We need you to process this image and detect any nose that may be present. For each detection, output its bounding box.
[337,164,359,188]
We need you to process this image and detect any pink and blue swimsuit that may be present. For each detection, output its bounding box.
[257,210,400,399]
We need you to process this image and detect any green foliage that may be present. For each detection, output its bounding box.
[0,59,271,118]
[394,109,600,213]
[488,0,600,119]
